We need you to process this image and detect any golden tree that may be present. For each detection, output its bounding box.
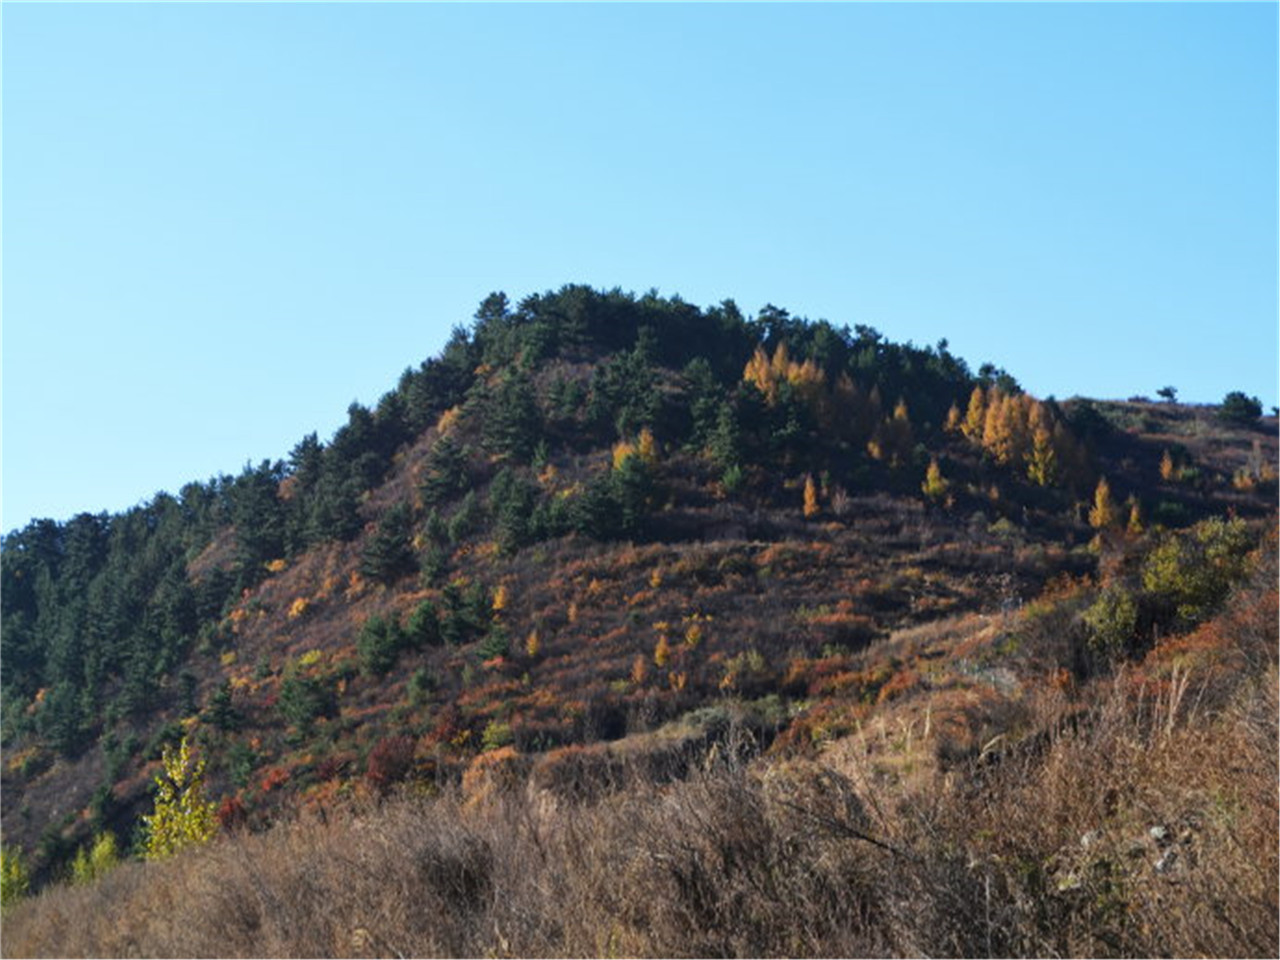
[1160,449,1176,482]
[1026,426,1059,487]
[962,385,987,440]
[921,458,949,502]
[870,399,914,468]
[1126,499,1144,535]
[141,735,217,860]
[803,474,820,518]
[1089,477,1118,531]
[944,402,963,433]
[653,634,672,668]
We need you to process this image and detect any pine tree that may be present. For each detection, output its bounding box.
[360,503,416,585]
[419,434,469,507]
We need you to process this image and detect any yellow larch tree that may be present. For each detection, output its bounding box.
[1026,426,1059,487]
[803,474,820,518]
[962,385,987,440]
[1126,499,1144,535]
[1089,477,1118,531]
[922,458,949,502]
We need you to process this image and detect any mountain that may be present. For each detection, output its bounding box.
[2,285,1276,957]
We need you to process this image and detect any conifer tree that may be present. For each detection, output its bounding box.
[360,503,416,585]
[962,385,987,440]
[803,474,820,518]
[922,458,949,502]
[1127,499,1144,535]
[1089,477,1118,530]
[1026,426,1059,487]
[944,403,963,433]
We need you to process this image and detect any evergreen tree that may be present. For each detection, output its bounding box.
[419,434,470,507]
[484,372,542,462]
[357,614,405,677]
[359,503,416,585]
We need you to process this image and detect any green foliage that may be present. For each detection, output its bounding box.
[279,664,337,730]
[360,503,417,585]
[587,337,661,438]
[71,831,119,885]
[203,679,241,732]
[721,464,745,495]
[419,435,470,507]
[481,719,514,752]
[1219,391,1262,425]
[447,491,483,544]
[483,372,542,463]
[1141,516,1254,625]
[1083,585,1138,659]
[612,453,655,538]
[489,468,540,555]
[405,599,442,649]
[141,736,217,860]
[1,845,29,910]
[477,623,510,661]
[709,401,743,471]
[407,667,435,707]
[357,614,406,677]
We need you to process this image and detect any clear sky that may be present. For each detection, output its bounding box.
[4,2,1277,533]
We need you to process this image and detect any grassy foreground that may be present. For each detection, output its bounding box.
[5,634,1275,958]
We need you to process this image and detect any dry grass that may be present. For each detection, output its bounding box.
[6,658,1275,959]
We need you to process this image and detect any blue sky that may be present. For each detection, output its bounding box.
[4,2,1277,532]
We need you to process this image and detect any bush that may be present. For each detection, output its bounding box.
[1142,516,1253,625]
[366,736,416,795]
[1219,391,1262,424]
[1083,585,1138,659]
[278,666,337,731]
[0,845,29,909]
[71,831,119,885]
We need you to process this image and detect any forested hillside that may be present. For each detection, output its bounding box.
[2,285,1275,957]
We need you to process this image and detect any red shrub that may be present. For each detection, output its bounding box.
[215,794,248,831]
[365,735,416,795]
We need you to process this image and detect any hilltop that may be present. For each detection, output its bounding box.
[2,285,1276,957]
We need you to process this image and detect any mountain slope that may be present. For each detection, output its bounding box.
[2,285,1275,922]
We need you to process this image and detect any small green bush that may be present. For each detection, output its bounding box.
[0,845,29,909]
[1083,585,1138,659]
[71,831,119,885]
